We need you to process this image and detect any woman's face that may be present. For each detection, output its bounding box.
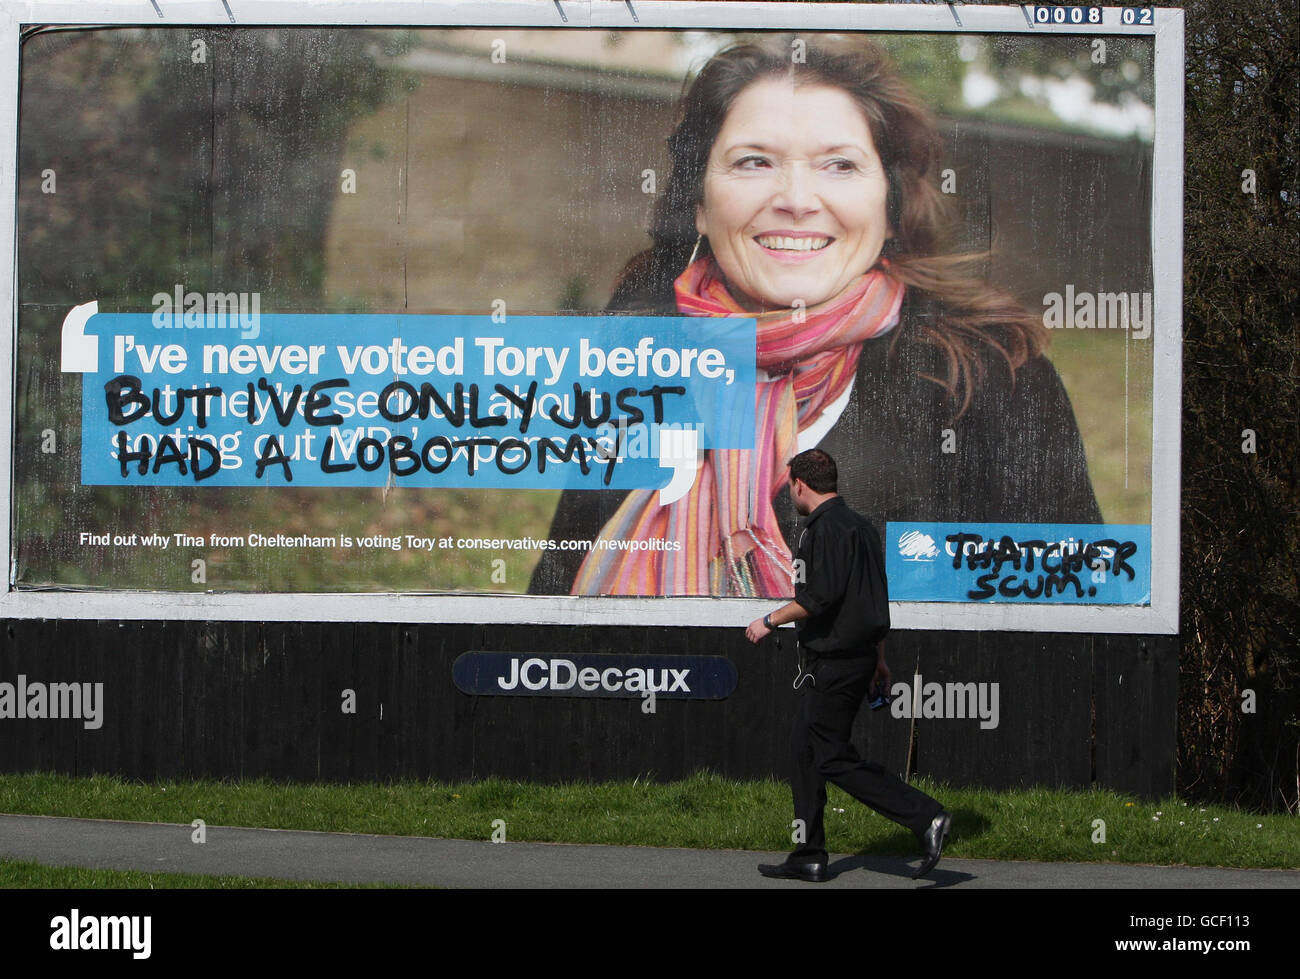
[695,78,892,311]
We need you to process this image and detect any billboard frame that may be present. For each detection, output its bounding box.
[0,1,1183,633]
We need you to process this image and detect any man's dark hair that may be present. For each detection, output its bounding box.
[789,449,838,495]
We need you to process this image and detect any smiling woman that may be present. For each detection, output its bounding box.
[529,37,1101,598]
[695,79,894,311]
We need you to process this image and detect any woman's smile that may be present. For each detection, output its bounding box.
[753,231,834,257]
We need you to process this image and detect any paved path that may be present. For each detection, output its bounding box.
[3,813,1297,888]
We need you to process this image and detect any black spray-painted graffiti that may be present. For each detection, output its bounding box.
[103,374,685,484]
[946,532,1138,600]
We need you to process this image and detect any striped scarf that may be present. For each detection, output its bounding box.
[572,257,904,596]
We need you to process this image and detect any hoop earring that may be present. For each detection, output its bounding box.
[687,235,704,267]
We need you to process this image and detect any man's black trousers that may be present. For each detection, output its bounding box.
[788,652,944,865]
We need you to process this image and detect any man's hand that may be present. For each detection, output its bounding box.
[872,642,890,691]
[746,602,809,644]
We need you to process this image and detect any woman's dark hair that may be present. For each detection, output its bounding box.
[609,36,1046,418]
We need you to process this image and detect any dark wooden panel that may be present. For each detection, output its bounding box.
[914,631,1094,791]
[1093,634,1178,798]
[316,618,361,781]
[177,620,226,778]
[0,619,1175,798]
[0,620,46,770]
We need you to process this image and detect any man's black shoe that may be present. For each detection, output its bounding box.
[758,859,831,883]
[913,811,952,879]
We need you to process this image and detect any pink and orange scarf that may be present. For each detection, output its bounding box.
[572,257,904,597]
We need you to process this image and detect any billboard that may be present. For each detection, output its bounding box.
[0,2,1182,632]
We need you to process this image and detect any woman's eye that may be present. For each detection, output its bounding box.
[826,158,858,173]
[733,155,771,169]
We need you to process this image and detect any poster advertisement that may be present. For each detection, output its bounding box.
[2,4,1180,628]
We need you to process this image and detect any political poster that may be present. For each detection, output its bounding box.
[1,4,1181,629]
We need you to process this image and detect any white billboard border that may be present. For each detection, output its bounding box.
[0,2,1182,634]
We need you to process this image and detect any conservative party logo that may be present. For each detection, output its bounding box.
[897,530,939,562]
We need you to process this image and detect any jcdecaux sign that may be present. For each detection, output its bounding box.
[453,653,738,699]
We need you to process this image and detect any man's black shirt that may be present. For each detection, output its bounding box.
[793,496,891,656]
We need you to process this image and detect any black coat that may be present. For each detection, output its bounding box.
[528,310,1101,595]
[793,496,893,653]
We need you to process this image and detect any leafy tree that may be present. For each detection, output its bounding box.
[1174,0,1298,812]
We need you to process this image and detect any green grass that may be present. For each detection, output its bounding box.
[2,772,1295,870]
[0,857,391,889]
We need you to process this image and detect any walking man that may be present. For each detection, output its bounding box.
[746,448,951,882]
